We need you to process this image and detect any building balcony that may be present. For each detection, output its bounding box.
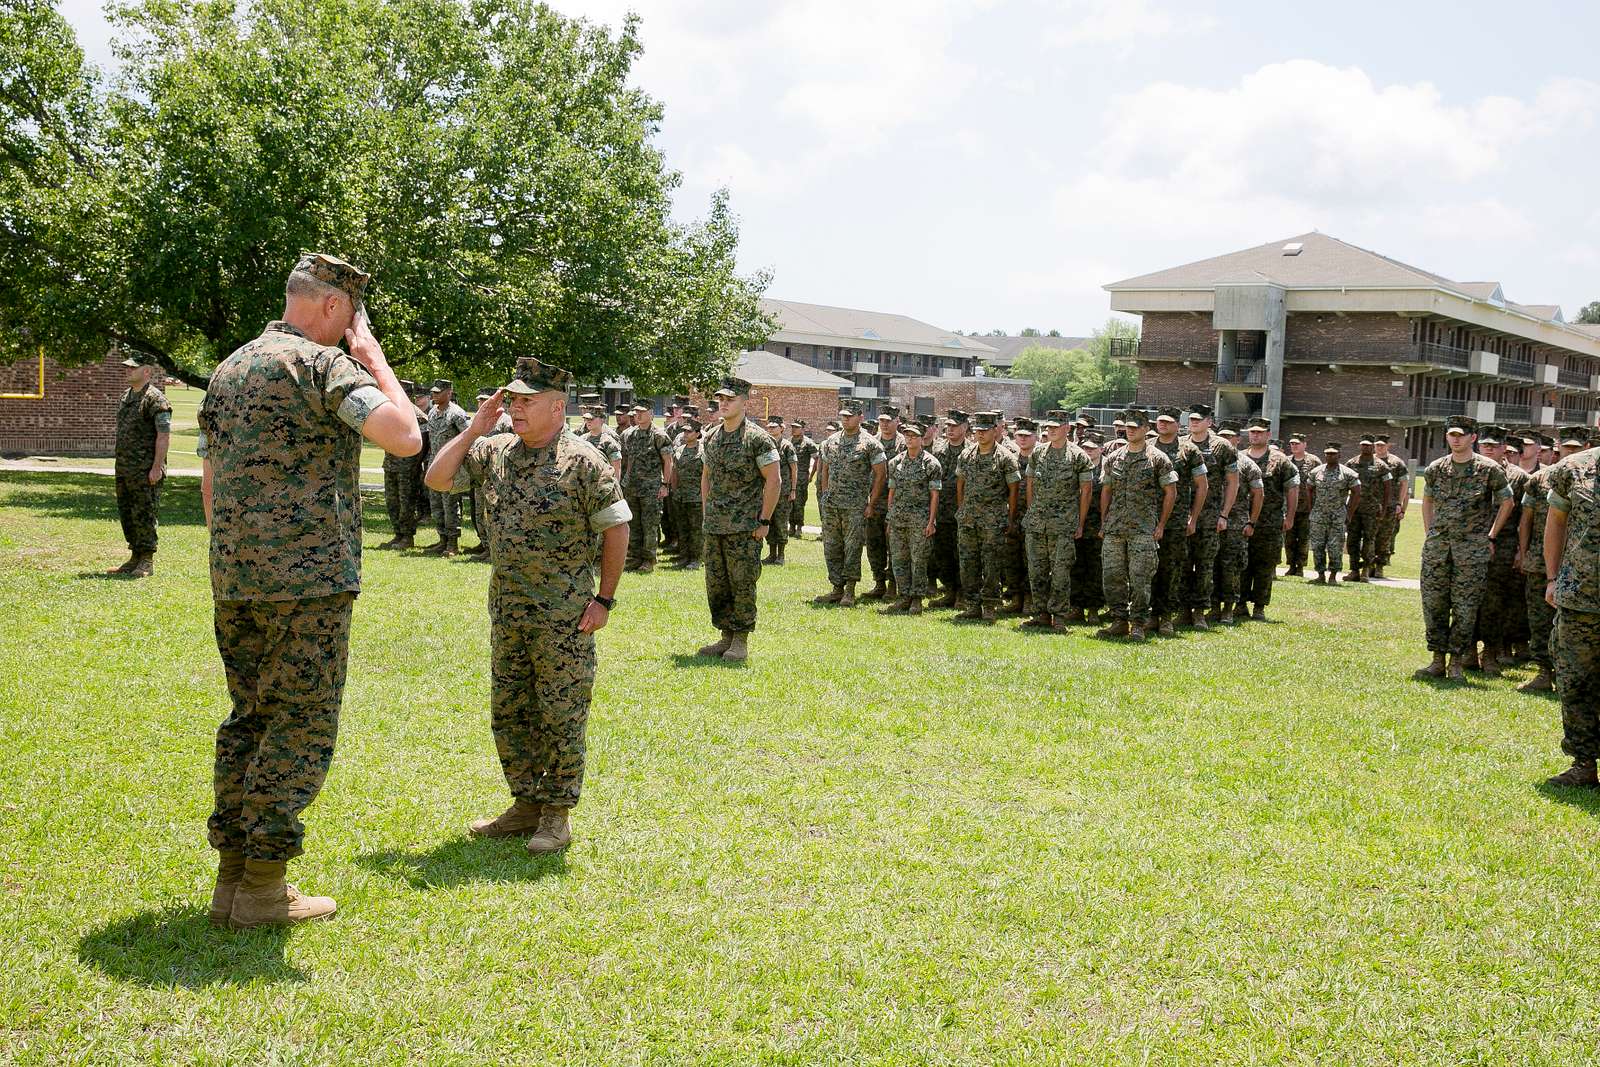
[1500,358,1535,381]
[1215,361,1265,386]
[1281,394,1465,424]
[1497,403,1532,425]
[1557,407,1595,424]
[939,368,964,379]
[1108,337,1139,362]
[852,360,879,375]
[1558,368,1590,390]
[852,385,880,399]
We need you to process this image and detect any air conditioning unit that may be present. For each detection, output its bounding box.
[1466,400,1496,422]
[1468,350,1499,376]
[1535,364,1560,387]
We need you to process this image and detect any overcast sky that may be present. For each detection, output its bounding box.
[60,0,1600,336]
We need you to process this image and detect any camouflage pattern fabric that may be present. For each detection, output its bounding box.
[1346,453,1391,574]
[114,474,162,553]
[1418,452,1510,654]
[425,401,471,538]
[1100,441,1176,622]
[863,432,903,582]
[819,430,887,586]
[957,444,1020,606]
[209,591,354,860]
[197,320,384,601]
[1520,465,1557,668]
[928,437,962,592]
[1549,449,1600,757]
[767,434,797,553]
[822,506,868,586]
[672,439,704,565]
[115,383,172,476]
[1478,462,1531,647]
[702,416,778,631]
[790,435,819,528]
[582,428,623,470]
[1308,463,1358,574]
[1186,433,1239,610]
[622,423,674,565]
[887,450,943,528]
[1072,461,1105,611]
[383,464,422,539]
[1238,446,1298,608]
[1555,609,1600,761]
[1150,436,1204,617]
[888,523,934,597]
[1004,446,1035,597]
[1213,453,1263,607]
[465,430,629,808]
[1026,443,1093,616]
[1374,453,1408,565]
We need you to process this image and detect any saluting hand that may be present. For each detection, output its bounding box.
[343,312,389,373]
[467,389,506,436]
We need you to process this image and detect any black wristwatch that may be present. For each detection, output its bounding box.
[593,594,615,610]
[756,516,772,525]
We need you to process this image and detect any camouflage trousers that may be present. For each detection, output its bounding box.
[930,512,960,591]
[1151,524,1187,618]
[821,504,868,587]
[1346,506,1381,574]
[1308,511,1346,574]
[888,522,934,598]
[789,485,809,531]
[469,484,486,538]
[383,459,422,538]
[766,498,790,552]
[1102,532,1159,622]
[1476,540,1524,647]
[1283,509,1311,570]
[671,497,702,563]
[1374,508,1398,566]
[705,530,763,633]
[1072,533,1104,610]
[1420,537,1489,655]
[114,471,162,553]
[957,518,1009,606]
[1185,519,1221,610]
[490,601,595,808]
[1212,526,1248,605]
[1242,526,1285,608]
[209,592,354,860]
[429,487,462,538]
[864,509,890,582]
[1005,521,1028,597]
[1524,572,1555,669]
[660,482,678,549]
[625,488,662,565]
[1556,609,1600,761]
[1026,527,1076,616]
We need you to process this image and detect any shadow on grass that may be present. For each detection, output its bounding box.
[668,652,748,670]
[77,906,304,987]
[356,835,567,889]
[1534,781,1600,813]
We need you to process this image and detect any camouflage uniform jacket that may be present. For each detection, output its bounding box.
[1290,453,1321,512]
[1350,454,1390,512]
[886,450,943,527]
[1024,442,1093,533]
[774,435,797,498]
[671,440,704,503]
[621,424,673,491]
[465,432,630,623]
[1309,463,1359,518]
[1153,436,1207,515]
[1547,448,1600,611]
[196,320,386,601]
[1101,443,1178,536]
[929,439,962,517]
[1244,446,1300,526]
[819,430,887,511]
[582,428,623,469]
[702,417,779,534]
[792,436,819,485]
[115,384,173,475]
[1081,460,1104,536]
[426,401,471,455]
[956,445,1021,525]
[1420,452,1510,544]
[1381,453,1409,501]
[1229,454,1265,525]
[1190,434,1241,518]
[1521,464,1555,577]
[1498,461,1531,551]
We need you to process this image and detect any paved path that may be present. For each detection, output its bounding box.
[2,460,1426,590]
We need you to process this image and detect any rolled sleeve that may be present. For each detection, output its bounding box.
[1005,470,1021,485]
[194,429,209,459]
[590,498,633,532]
[336,384,391,431]
[1161,471,1179,486]
[756,448,780,468]
[154,410,172,433]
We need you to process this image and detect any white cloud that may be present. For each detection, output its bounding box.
[1044,0,1213,46]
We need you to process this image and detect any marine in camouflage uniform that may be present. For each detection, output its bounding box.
[1414,416,1514,680]
[1005,420,1040,612]
[1371,436,1408,575]
[862,410,905,599]
[1213,437,1263,625]
[1543,443,1600,785]
[1150,407,1207,631]
[763,418,797,564]
[1184,408,1239,630]
[1474,428,1531,674]
[1283,435,1320,575]
[449,358,630,853]
[1306,446,1359,580]
[1344,440,1391,580]
[1070,436,1106,621]
[698,378,780,659]
[579,407,624,477]
[1517,458,1559,690]
[197,253,413,926]
[815,401,887,604]
[883,425,943,611]
[379,380,427,548]
[670,421,705,568]
[110,350,172,576]
[424,381,472,554]
[954,411,1021,621]
[1097,410,1178,640]
[789,423,819,536]
[620,407,674,571]
[1239,421,1300,619]
[1022,411,1093,628]
[464,389,513,556]
[927,413,968,605]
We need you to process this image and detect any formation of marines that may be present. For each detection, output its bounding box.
[100,252,1600,933]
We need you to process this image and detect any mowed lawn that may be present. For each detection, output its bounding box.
[3,471,1599,1064]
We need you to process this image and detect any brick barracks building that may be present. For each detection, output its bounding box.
[1104,233,1600,463]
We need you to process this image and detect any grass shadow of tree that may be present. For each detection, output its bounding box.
[356,835,568,889]
[77,905,304,987]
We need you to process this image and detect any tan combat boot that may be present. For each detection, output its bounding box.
[637,560,655,574]
[839,582,857,607]
[423,538,448,555]
[1021,613,1053,629]
[1061,606,1085,625]
[980,602,997,622]
[469,798,544,838]
[1128,621,1148,642]
[882,598,912,615]
[1219,602,1235,626]
[907,597,923,616]
[1446,655,1466,681]
[1096,618,1130,639]
[526,807,573,855]
[698,631,734,657]
[1251,604,1267,621]
[956,601,984,620]
[722,633,748,662]
[814,586,844,604]
[439,537,460,558]
[1001,594,1025,616]
[1156,615,1175,637]
[1547,760,1598,788]
[860,580,887,601]
[1518,667,1554,693]
[932,588,960,609]
[106,553,138,575]
[1480,646,1502,678]
[1191,613,1210,632]
[208,851,246,927]
[128,552,154,578]
[1414,653,1447,679]
[228,859,337,929]
[1177,607,1195,627]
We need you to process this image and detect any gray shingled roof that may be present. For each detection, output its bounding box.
[733,349,851,389]
[762,298,997,355]
[1106,232,1471,294]
[976,334,1091,368]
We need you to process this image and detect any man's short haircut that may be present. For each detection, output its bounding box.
[284,270,360,312]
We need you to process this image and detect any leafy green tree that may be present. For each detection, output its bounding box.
[0,0,771,390]
[1008,319,1139,412]
[1577,301,1600,325]
[1009,345,1086,413]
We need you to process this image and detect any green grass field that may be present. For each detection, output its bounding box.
[3,471,1596,1063]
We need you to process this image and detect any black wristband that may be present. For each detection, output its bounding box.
[593,594,615,610]
[757,516,771,524]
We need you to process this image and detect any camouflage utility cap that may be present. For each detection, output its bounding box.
[293,252,370,301]
[119,348,156,368]
[715,376,752,398]
[504,356,573,395]
[840,399,865,416]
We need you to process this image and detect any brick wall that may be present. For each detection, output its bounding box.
[1282,364,1410,417]
[0,352,141,456]
[1285,313,1413,363]
[686,383,843,434]
[1135,362,1214,407]
[1139,313,1217,359]
[887,377,1031,419]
